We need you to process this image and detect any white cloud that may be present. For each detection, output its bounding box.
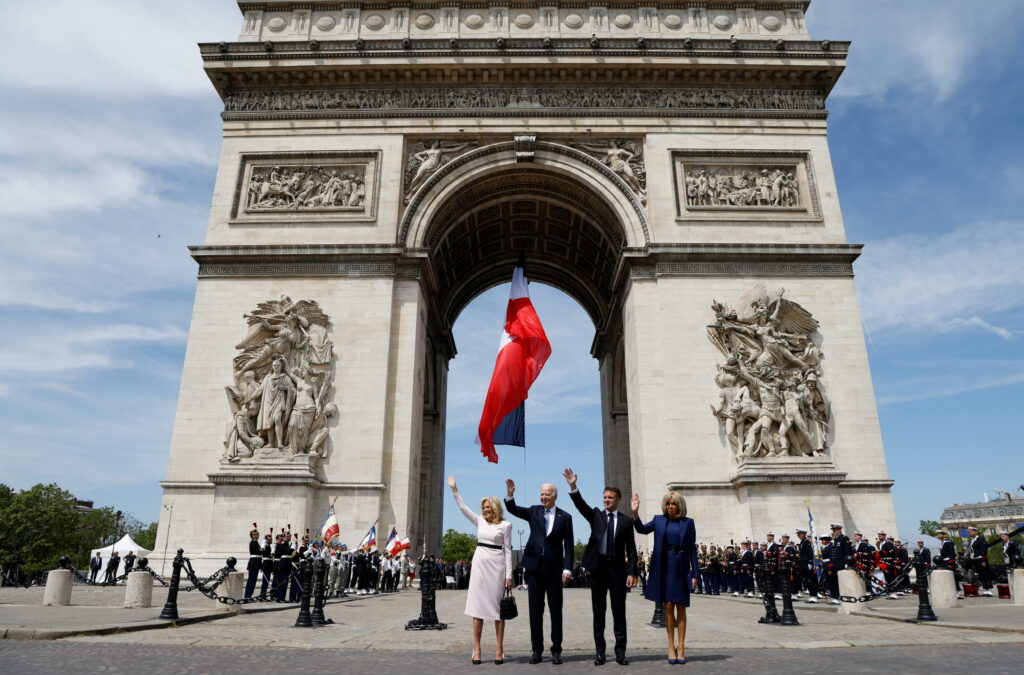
[0,322,187,373]
[808,1,1023,102]
[877,361,1024,405]
[856,220,1024,340]
[1,1,240,96]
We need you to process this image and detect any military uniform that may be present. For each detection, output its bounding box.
[969,529,994,596]
[739,544,755,596]
[259,536,274,596]
[819,536,838,602]
[795,529,820,603]
[244,528,262,599]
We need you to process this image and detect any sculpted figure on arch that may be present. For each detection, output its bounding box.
[708,285,831,459]
[223,296,336,462]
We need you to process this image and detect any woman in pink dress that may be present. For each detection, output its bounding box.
[448,476,513,665]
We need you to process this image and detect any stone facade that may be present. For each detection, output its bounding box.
[155,0,895,573]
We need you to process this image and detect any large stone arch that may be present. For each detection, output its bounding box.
[404,142,643,550]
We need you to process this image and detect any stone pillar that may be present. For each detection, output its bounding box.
[213,570,245,608]
[930,569,959,609]
[42,569,73,606]
[124,571,155,608]
[836,570,862,615]
[1011,569,1024,607]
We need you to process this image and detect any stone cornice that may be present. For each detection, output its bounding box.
[619,243,861,285]
[190,244,407,278]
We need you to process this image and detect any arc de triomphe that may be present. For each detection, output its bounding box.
[155,0,896,571]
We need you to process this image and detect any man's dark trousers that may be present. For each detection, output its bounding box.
[590,557,627,655]
[526,570,563,654]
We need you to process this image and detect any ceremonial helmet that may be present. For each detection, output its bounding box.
[250,522,259,537]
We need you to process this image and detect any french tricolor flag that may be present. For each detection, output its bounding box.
[476,253,552,463]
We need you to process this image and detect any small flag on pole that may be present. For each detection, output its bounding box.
[475,251,551,463]
[358,524,377,551]
[320,507,340,545]
[384,527,399,555]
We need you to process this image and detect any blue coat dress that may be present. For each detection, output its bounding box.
[633,515,700,606]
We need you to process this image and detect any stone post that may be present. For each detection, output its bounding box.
[124,571,154,608]
[1011,569,1024,607]
[930,569,960,609]
[43,570,73,606]
[215,571,246,608]
[836,570,862,615]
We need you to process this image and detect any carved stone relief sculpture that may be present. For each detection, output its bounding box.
[246,164,367,212]
[223,296,337,465]
[570,139,647,204]
[684,165,800,208]
[708,285,831,460]
[403,139,479,202]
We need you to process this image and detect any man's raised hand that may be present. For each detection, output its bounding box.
[562,467,578,490]
[505,478,516,498]
[630,493,640,515]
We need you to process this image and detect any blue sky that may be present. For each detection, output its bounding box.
[1,2,1022,547]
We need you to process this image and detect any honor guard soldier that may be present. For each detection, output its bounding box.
[244,523,262,599]
[852,531,872,555]
[752,541,765,595]
[1001,532,1022,569]
[819,534,839,603]
[725,545,739,596]
[794,528,820,603]
[274,532,293,602]
[895,539,911,593]
[876,532,898,598]
[765,533,782,599]
[739,541,755,597]
[914,540,931,565]
[968,526,994,596]
[934,529,963,598]
[779,534,797,596]
[830,523,852,604]
[260,532,274,596]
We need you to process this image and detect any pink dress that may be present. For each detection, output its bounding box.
[453,492,513,620]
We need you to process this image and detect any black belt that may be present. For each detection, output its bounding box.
[477,542,502,550]
[667,546,683,553]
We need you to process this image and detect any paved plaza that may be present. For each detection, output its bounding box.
[1,586,1020,673]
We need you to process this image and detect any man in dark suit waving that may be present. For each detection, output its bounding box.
[505,478,574,665]
[563,467,637,666]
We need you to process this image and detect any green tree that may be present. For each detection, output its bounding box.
[131,522,159,552]
[573,539,587,563]
[0,483,79,577]
[918,520,941,537]
[441,528,477,561]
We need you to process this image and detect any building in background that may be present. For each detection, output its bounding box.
[941,492,1024,537]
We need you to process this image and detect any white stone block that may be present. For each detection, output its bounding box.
[124,571,154,608]
[1012,569,1024,607]
[213,570,246,608]
[837,570,861,615]
[42,569,72,606]
[929,569,959,609]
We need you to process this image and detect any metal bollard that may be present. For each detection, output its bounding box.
[136,557,149,571]
[758,557,781,624]
[405,555,447,630]
[294,558,314,628]
[159,549,185,620]
[649,600,665,627]
[779,556,799,626]
[913,556,938,622]
[311,558,327,625]
[226,557,237,571]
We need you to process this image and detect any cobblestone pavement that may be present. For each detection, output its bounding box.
[61,589,1022,650]
[0,642,1022,675]
[0,584,233,609]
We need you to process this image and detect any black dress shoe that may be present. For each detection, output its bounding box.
[529,652,543,665]
[615,653,629,666]
[595,651,607,666]
[551,652,564,665]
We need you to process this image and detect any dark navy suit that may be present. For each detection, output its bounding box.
[505,496,574,655]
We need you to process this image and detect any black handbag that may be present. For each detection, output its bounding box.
[499,588,518,620]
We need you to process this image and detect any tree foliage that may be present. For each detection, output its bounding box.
[0,483,156,578]
[918,520,940,537]
[441,528,477,562]
[573,539,587,563]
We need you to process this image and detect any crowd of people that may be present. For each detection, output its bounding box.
[242,526,409,602]
[86,550,138,583]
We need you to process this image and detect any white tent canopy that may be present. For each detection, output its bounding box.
[89,534,152,575]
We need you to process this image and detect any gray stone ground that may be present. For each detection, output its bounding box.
[0,587,1020,673]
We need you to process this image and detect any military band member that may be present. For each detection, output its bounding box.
[852,531,872,555]
[244,523,262,599]
[752,541,765,595]
[934,529,963,598]
[968,526,994,596]
[876,531,898,599]
[738,541,755,597]
[1002,532,1022,569]
[794,528,820,603]
[778,534,797,596]
[765,533,782,599]
[725,545,739,596]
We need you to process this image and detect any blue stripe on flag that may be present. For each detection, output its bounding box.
[493,402,525,447]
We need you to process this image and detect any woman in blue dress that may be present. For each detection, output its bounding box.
[631,491,699,664]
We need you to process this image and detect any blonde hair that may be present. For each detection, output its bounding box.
[661,491,687,518]
[481,496,504,524]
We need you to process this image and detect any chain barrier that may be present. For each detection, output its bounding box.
[838,565,914,603]
[66,564,132,588]
[178,555,304,605]
[1,570,45,588]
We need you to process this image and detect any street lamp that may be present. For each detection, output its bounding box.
[161,503,174,576]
